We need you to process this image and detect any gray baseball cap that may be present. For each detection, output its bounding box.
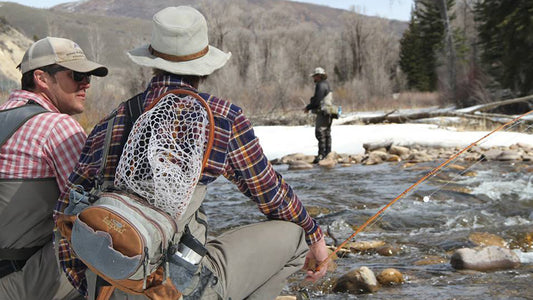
[18,37,108,76]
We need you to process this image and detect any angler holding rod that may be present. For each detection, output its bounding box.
[314,109,533,273]
[54,6,330,300]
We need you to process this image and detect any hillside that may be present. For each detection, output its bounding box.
[0,0,409,130]
[0,15,32,90]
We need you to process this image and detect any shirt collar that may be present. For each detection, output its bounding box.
[7,90,60,113]
[147,75,199,92]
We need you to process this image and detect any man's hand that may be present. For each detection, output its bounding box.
[303,236,329,282]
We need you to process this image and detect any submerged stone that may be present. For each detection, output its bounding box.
[376,268,404,285]
[468,232,507,247]
[450,246,520,271]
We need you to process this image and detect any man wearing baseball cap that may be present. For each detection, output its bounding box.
[55,6,329,300]
[0,37,107,299]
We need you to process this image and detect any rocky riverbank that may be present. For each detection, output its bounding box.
[276,230,533,298]
[271,142,533,170]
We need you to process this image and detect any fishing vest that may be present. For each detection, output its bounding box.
[0,102,55,261]
[0,179,60,258]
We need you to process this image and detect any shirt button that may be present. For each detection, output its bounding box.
[211,276,218,286]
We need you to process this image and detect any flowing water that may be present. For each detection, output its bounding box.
[203,159,533,299]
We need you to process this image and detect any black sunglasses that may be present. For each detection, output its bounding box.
[41,65,91,83]
[71,71,91,83]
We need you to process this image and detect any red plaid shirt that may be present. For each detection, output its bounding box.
[54,76,324,295]
[0,90,86,194]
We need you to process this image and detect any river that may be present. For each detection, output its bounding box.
[203,159,533,299]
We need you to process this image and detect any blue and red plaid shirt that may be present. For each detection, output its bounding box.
[54,75,323,295]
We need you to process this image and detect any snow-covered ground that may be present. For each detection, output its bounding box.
[254,114,533,159]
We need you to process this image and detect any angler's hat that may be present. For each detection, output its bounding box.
[18,37,108,76]
[310,67,326,77]
[127,6,231,76]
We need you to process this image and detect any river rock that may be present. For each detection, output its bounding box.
[305,206,331,217]
[407,151,432,163]
[509,230,533,251]
[346,240,386,252]
[280,153,307,164]
[449,164,467,171]
[318,157,336,168]
[376,244,401,256]
[389,145,410,158]
[363,141,393,152]
[376,268,404,285]
[371,150,389,160]
[480,148,501,161]
[288,161,313,170]
[332,266,380,294]
[497,150,522,161]
[386,154,401,162]
[363,151,387,165]
[450,246,521,271]
[350,154,364,164]
[276,296,296,300]
[468,232,507,247]
[522,154,533,161]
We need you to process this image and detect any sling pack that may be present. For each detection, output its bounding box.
[56,90,215,299]
[0,102,48,148]
[320,92,340,119]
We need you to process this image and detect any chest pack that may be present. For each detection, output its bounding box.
[56,89,214,299]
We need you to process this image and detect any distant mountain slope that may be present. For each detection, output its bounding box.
[0,15,32,90]
[0,2,151,69]
[52,0,348,27]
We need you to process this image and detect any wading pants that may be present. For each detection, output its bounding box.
[86,220,308,300]
[315,112,332,157]
[0,240,82,300]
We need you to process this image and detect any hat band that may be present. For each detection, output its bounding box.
[149,45,209,62]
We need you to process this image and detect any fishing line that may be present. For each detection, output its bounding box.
[348,118,532,236]
[423,118,533,201]
[315,109,533,272]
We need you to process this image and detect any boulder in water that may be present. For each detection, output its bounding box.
[376,268,404,285]
[318,157,336,168]
[450,246,520,271]
[332,266,380,294]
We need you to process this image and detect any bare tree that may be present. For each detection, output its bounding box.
[436,0,457,99]
[87,25,105,63]
[341,12,368,79]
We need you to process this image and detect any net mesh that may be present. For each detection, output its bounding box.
[115,92,209,219]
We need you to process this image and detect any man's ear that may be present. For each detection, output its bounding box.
[33,69,50,90]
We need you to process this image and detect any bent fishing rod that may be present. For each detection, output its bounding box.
[315,109,533,272]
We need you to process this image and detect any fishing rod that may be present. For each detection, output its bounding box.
[315,109,533,272]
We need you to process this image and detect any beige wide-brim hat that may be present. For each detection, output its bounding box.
[310,67,326,77]
[127,6,231,76]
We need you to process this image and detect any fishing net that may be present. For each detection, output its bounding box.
[115,91,211,219]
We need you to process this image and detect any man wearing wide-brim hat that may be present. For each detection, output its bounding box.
[55,6,329,299]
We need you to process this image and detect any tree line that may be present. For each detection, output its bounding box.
[399,0,533,110]
[5,0,530,130]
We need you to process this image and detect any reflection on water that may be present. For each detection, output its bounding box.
[203,160,533,299]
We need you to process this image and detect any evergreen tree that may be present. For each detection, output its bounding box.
[400,0,455,91]
[475,0,533,96]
